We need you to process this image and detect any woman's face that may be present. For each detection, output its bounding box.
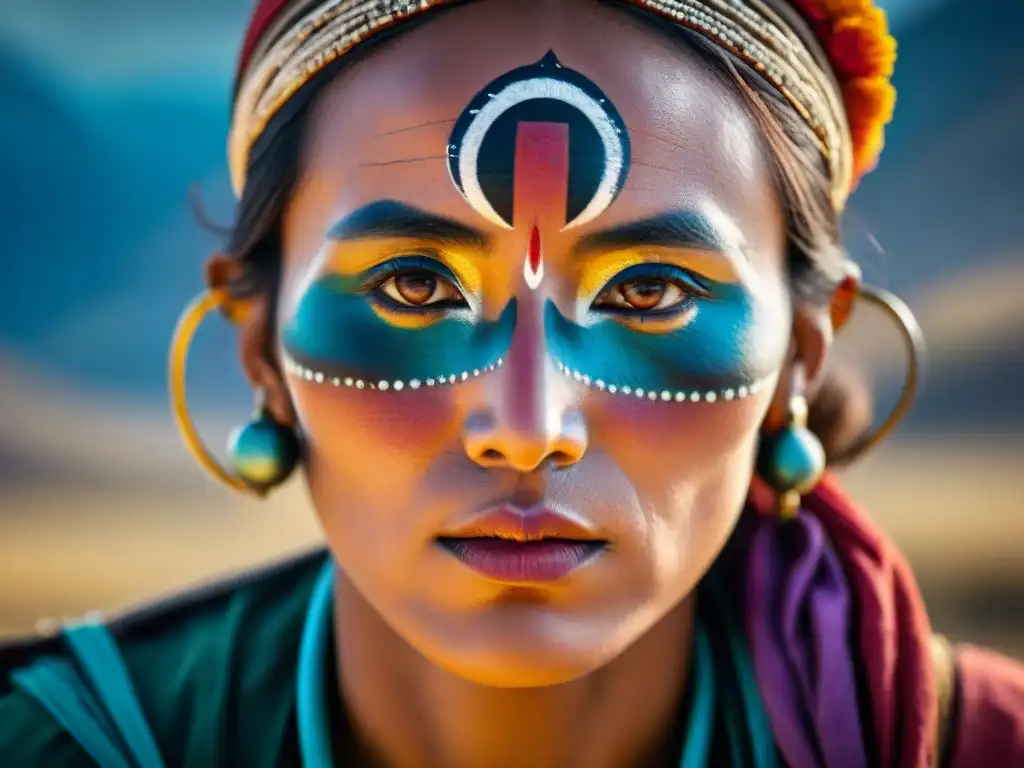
[276,0,793,686]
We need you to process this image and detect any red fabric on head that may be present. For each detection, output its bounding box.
[237,0,293,88]
[749,474,938,766]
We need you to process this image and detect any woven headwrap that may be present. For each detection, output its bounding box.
[229,0,896,210]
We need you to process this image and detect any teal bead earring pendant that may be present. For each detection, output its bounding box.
[756,395,826,519]
[227,404,301,494]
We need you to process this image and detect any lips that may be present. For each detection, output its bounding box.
[436,507,607,584]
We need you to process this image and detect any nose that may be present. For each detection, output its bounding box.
[463,299,587,472]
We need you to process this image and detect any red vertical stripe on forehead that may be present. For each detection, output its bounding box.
[513,122,570,229]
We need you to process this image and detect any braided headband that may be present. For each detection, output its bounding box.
[230,0,896,210]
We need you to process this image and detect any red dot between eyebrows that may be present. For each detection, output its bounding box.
[529,226,542,274]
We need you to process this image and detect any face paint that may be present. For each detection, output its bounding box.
[525,225,543,290]
[514,117,566,289]
[447,50,631,233]
[544,257,786,403]
[282,264,516,392]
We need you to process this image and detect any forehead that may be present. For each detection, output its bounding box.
[288,0,780,251]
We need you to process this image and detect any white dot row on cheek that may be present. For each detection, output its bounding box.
[554,361,773,404]
[282,355,504,392]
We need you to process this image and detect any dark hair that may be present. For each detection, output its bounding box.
[223,13,872,463]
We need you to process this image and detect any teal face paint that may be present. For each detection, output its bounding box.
[545,274,785,403]
[282,266,516,392]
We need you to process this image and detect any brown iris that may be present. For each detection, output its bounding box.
[619,278,666,310]
[393,271,437,305]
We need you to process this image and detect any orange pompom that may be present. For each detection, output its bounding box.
[843,76,896,181]
[830,10,897,78]
[788,0,898,189]
[843,76,896,127]
[850,124,885,180]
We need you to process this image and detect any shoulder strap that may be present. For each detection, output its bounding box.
[930,633,956,768]
[11,655,135,768]
[10,622,166,768]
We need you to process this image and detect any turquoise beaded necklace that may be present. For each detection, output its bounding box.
[296,562,776,767]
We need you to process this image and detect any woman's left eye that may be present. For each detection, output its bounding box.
[377,269,467,309]
[592,267,707,314]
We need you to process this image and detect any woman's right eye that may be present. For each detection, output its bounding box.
[590,262,710,318]
[376,269,468,309]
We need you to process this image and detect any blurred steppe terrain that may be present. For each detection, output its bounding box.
[0,0,1021,653]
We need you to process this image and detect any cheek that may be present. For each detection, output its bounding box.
[290,379,483,619]
[594,392,767,492]
[591,392,769,590]
[290,379,459,510]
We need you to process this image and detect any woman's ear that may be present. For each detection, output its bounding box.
[784,264,862,403]
[829,262,861,332]
[762,264,869,455]
[762,287,839,433]
[205,253,296,428]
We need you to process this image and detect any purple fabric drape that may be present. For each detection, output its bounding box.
[741,510,868,768]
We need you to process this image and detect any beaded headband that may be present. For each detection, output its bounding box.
[229,0,896,210]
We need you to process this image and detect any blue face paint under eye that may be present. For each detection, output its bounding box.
[282,271,516,391]
[546,275,786,402]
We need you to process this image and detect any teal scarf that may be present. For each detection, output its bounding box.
[11,562,776,767]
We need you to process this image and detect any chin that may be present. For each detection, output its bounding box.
[410,602,646,688]
[428,638,609,689]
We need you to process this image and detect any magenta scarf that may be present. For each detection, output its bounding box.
[728,475,939,768]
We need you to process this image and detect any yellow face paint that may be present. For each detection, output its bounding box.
[322,240,485,298]
[369,303,443,330]
[619,304,698,335]
[575,247,742,305]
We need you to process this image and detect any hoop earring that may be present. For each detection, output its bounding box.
[757,394,826,519]
[756,283,925,518]
[834,284,926,464]
[169,290,300,497]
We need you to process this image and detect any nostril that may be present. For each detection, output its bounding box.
[549,451,577,468]
[480,449,504,462]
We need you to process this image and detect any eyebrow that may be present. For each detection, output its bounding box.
[327,200,489,249]
[572,210,737,257]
